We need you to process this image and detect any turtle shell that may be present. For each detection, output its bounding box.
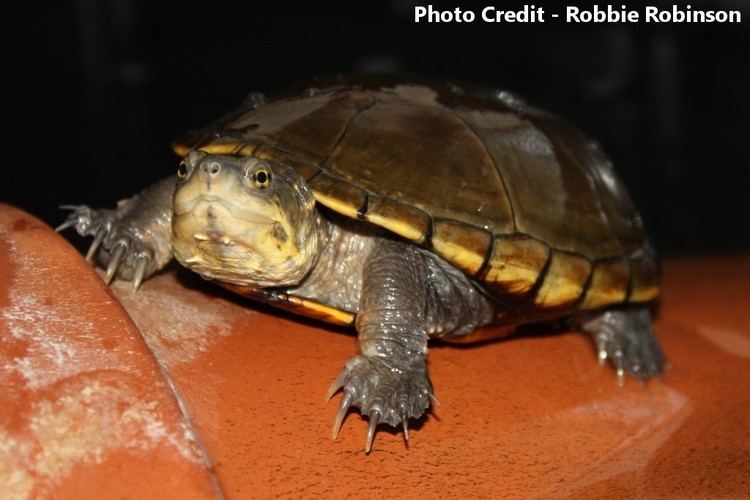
[173,76,658,313]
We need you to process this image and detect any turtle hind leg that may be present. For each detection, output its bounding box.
[581,306,665,384]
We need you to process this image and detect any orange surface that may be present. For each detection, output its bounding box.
[1,203,749,498]
[0,205,222,498]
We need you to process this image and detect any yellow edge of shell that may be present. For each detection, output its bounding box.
[311,190,360,219]
[534,252,592,308]
[286,295,355,326]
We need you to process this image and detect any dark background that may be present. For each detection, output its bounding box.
[2,0,749,255]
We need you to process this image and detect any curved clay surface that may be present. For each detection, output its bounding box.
[0,205,222,498]
[1,204,749,498]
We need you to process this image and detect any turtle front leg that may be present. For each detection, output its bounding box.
[57,176,176,289]
[327,238,434,453]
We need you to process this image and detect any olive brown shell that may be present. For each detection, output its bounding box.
[173,76,658,312]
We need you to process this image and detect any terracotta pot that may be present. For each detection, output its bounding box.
[1,204,748,498]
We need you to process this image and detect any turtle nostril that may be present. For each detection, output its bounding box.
[203,162,221,176]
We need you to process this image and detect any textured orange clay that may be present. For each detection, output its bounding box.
[0,205,222,499]
[2,204,750,498]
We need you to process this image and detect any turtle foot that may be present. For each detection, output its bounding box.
[583,307,664,384]
[58,205,156,290]
[326,354,434,453]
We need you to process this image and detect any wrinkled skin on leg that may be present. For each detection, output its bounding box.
[325,237,498,452]
[58,156,499,452]
[58,154,665,454]
[327,239,433,451]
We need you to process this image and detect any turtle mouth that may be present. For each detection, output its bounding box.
[174,195,276,226]
[173,195,278,250]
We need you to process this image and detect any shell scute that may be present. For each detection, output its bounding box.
[482,235,550,296]
[581,257,630,310]
[364,195,431,244]
[175,77,659,312]
[430,220,492,276]
[534,251,592,308]
[308,173,367,220]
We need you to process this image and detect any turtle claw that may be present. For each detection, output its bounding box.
[365,410,380,453]
[327,354,432,452]
[58,205,158,288]
[57,205,92,232]
[54,218,77,233]
[596,335,608,366]
[132,254,150,292]
[325,368,349,401]
[332,391,353,439]
[86,229,107,262]
[401,415,409,442]
[105,243,127,284]
[583,308,664,382]
[612,348,626,386]
[427,392,440,406]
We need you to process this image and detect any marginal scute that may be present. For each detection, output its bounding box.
[431,220,492,276]
[534,251,592,308]
[309,173,367,219]
[629,251,660,303]
[381,84,440,105]
[283,294,356,326]
[482,235,549,295]
[226,93,334,133]
[172,142,192,157]
[171,129,206,156]
[438,324,516,344]
[580,258,630,310]
[540,119,646,256]
[223,284,355,326]
[174,135,257,158]
[326,94,515,234]
[454,107,524,131]
[365,195,430,244]
[253,146,320,180]
[459,99,641,259]
[172,79,658,314]
[229,91,375,163]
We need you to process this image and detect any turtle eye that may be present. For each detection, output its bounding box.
[177,161,189,179]
[252,165,272,189]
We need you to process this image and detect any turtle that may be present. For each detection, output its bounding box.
[59,75,664,453]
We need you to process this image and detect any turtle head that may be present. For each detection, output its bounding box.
[171,151,324,287]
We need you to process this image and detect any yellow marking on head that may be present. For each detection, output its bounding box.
[171,155,321,288]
